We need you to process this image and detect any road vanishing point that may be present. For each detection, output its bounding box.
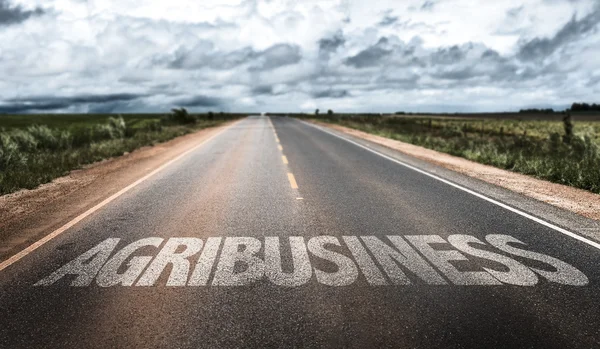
[1,116,599,348]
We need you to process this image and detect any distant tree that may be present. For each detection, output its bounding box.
[170,107,197,124]
[315,109,320,116]
[563,113,573,144]
[208,111,214,120]
[327,109,333,115]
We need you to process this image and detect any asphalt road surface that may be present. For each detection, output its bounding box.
[1,116,599,348]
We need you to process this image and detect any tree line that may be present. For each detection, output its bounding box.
[570,103,600,112]
[520,103,600,113]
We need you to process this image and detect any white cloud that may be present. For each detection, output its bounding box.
[1,0,599,113]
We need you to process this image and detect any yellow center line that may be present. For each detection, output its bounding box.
[269,118,299,194]
[287,173,299,189]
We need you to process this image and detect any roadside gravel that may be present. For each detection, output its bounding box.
[314,121,600,221]
[0,122,235,259]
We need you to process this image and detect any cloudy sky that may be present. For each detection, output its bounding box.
[0,0,599,113]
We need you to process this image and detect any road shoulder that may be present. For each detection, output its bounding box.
[304,119,600,241]
[0,121,236,261]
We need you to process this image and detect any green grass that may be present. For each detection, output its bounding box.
[0,112,241,195]
[0,114,163,130]
[300,114,600,194]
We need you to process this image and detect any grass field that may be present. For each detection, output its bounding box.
[0,114,162,130]
[298,113,600,194]
[0,111,242,195]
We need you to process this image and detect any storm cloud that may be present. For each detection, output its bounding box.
[318,33,345,56]
[312,89,350,99]
[420,1,437,11]
[518,6,600,60]
[0,94,146,113]
[172,95,222,108]
[379,14,398,26]
[166,43,302,72]
[248,44,302,71]
[345,38,393,68]
[0,0,44,26]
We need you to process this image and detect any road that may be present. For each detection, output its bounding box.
[1,115,599,348]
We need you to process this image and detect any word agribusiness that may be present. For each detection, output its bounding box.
[35,234,588,287]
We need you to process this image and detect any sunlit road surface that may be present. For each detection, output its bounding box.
[1,116,599,348]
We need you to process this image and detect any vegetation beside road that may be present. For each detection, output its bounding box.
[0,110,242,195]
[298,113,600,194]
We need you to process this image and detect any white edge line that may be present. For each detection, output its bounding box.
[0,120,241,272]
[299,119,600,251]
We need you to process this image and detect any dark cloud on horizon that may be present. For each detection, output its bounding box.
[172,95,222,108]
[0,0,45,26]
[87,100,148,114]
[0,93,146,113]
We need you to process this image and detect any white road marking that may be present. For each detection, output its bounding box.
[0,121,240,272]
[188,237,222,286]
[136,238,204,286]
[448,235,538,286]
[362,235,447,285]
[34,238,120,287]
[97,237,163,287]
[406,235,501,285]
[299,120,600,251]
[35,234,589,287]
[343,236,388,285]
[486,234,588,286]
[307,236,359,286]
[265,237,312,286]
[212,237,265,286]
